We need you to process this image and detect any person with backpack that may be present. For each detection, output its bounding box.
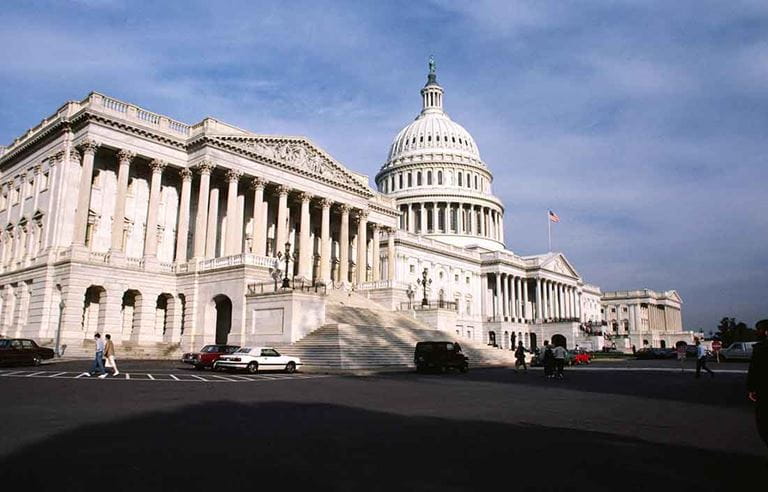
[514,341,528,372]
[542,340,555,379]
[552,343,568,379]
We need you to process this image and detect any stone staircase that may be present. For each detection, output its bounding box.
[272,289,518,369]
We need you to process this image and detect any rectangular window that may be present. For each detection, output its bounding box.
[40,172,49,190]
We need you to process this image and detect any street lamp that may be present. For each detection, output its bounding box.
[281,241,291,288]
[416,267,432,307]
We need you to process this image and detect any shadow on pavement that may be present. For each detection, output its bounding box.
[376,367,753,408]
[0,401,763,491]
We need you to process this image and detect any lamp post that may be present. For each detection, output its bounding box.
[281,241,291,289]
[416,267,431,307]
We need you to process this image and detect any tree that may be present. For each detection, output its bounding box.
[714,317,757,346]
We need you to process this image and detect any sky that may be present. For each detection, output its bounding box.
[1,0,766,332]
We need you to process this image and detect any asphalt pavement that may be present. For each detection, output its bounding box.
[0,359,764,491]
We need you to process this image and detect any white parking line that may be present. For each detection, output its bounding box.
[190,375,208,381]
[170,374,179,381]
[125,373,130,380]
[0,370,330,383]
[75,372,88,378]
[25,371,46,377]
[147,374,155,380]
[1,371,25,376]
[210,374,236,382]
[48,372,68,377]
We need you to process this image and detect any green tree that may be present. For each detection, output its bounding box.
[715,317,757,346]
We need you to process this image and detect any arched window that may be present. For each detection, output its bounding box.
[437,171,443,185]
[398,174,403,189]
[427,171,432,185]
[458,173,463,187]
[466,172,471,188]
[474,175,478,189]
[407,173,413,187]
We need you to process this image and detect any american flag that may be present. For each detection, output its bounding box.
[548,210,560,223]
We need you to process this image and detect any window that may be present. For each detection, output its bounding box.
[12,187,20,205]
[419,136,423,143]
[417,172,422,186]
[260,348,280,357]
[409,265,415,273]
[0,193,6,210]
[466,173,471,188]
[427,171,432,185]
[466,277,470,284]
[399,174,403,189]
[437,171,443,185]
[22,340,34,349]
[40,172,49,190]
[458,173,463,187]
[474,175,478,189]
[454,274,459,282]
[439,272,444,280]
[407,173,412,187]
[466,302,472,315]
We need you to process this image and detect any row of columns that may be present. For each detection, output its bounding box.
[494,273,531,322]
[70,141,398,285]
[401,202,503,242]
[534,278,580,322]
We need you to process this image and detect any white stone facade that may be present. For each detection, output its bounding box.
[0,64,686,357]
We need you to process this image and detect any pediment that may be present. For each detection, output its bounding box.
[211,135,373,197]
[664,290,683,303]
[541,253,580,279]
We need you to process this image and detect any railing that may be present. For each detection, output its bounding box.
[97,93,190,136]
[88,251,109,264]
[246,277,328,296]
[400,300,458,311]
[196,253,277,271]
[126,257,144,269]
[356,279,410,290]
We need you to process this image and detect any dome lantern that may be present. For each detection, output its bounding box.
[421,55,444,114]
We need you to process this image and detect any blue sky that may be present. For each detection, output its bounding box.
[1,0,766,331]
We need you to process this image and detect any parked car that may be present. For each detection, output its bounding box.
[214,347,302,374]
[414,341,469,373]
[0,338,55,366]
[719,342,756,361]
[570,349,593,365]
[635,348,676,360]
[182,344,240,370]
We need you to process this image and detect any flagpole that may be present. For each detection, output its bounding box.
[547,211,551,252]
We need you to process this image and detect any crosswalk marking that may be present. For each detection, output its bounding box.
[0,369,329,383]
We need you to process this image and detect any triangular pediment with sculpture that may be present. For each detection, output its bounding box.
[540,252,581,279]
[210,135,374,197]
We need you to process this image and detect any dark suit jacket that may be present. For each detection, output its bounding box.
[747,340,767,395]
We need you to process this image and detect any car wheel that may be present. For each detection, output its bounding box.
[32,356,42,367]
[284,361,296,374]
[460,363,469,373]
[247,362,259,374]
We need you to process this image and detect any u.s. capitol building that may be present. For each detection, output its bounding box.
[0,63,698,359]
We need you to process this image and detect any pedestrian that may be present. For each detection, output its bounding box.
[676,342,687,373]
[514,341,527,372]
[632,344,636,355]
[81,333,107,378]
[747,319,768,448]
[694,337,714,378]
[542,340,555,379]
[552,343,567,379]
[104,334,119,377]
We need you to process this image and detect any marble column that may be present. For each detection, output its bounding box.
[522,278,529,321]
[514,276,521,321]
[419,204,427,233]
[224,169,242,256]
[455,204,463,234]
[275,185,289,256]
[494,273,501,320]
[431,203,438,232]
[143,159,166,258]
[468,206,475,234]
[339,204,350,283]
[174,168,193,263]
[110,149,135,252]
[297,192,312,280]
[535,279,542,321]
[443,204,450,233]
[387,228,396,281]
[318,198,332,284]
[407,204,414,233]
[371,224,380,281]
[501,274,509,320]
[250,178,266,256]
[72,139,99,246]
[205,188,219,259]
[193,161,214,258]
[356,210,368,284]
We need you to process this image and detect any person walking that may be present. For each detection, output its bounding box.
[694,337,714,378]
[81,333,107,378]
[104,334,119,377]
[514,341,528,372]
[552,343,567,379]
[747,319,768,448]
[542,340,555,379]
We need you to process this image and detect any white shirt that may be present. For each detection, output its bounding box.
[696,345,707,359]
[95,338,105,353]
[552,346,567,359]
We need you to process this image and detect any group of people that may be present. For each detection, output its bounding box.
[514,340,567,379]
[80,332,119,378]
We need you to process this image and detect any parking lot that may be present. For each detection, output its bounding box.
[0,359,764,490]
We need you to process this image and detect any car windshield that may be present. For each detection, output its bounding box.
[0,340,7,348]
[234,348,252,354]
[201,345,222,353]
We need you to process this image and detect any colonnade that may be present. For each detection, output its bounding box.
[484,273,582,323]
[399,202,503,242]
[70,139,398,285]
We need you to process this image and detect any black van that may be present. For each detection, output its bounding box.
[414,341,469,373]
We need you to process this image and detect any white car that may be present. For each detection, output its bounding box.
[214,346,302,374]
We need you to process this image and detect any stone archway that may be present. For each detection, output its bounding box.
[551,334,567,348]
[213,294,233,345]
[488,331,497,347]
[82,285,107,335]
[530,333,538,351]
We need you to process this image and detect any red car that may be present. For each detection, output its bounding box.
[570,350,592,365]
[182,344,240,370]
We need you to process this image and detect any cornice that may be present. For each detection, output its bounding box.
[375,159,492,183]
[394,192,504,210]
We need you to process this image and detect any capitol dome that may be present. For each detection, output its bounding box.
[375,59,506,252]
